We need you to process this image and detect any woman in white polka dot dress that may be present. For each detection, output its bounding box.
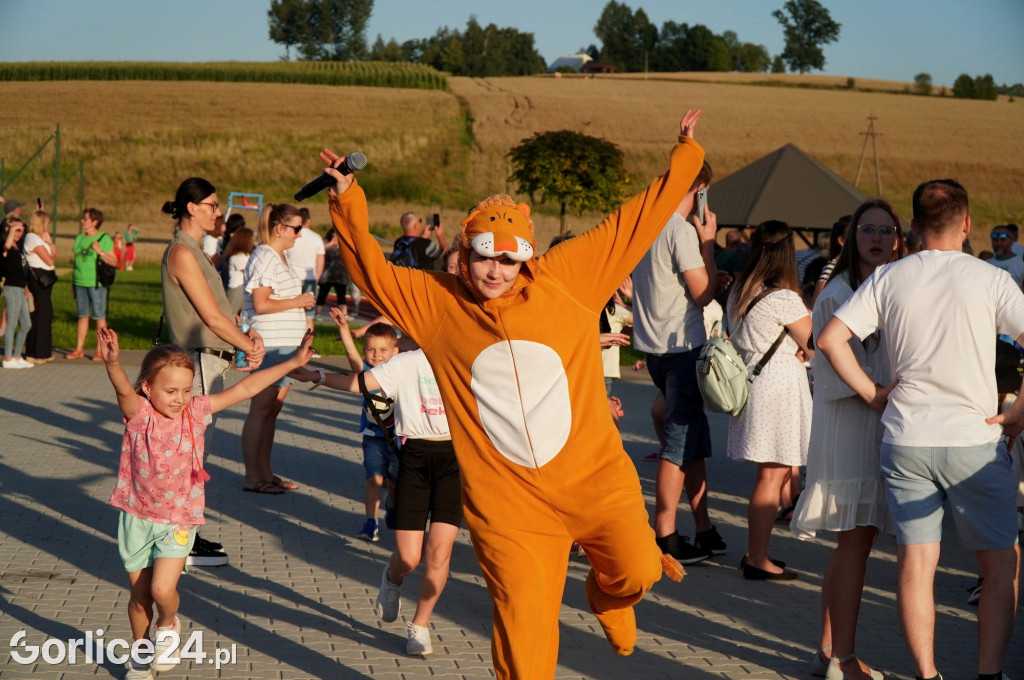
[725,220,813,581]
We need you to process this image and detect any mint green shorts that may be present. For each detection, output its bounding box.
[117,512,197,573]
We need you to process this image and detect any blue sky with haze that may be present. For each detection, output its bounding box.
[2,0,1021,88]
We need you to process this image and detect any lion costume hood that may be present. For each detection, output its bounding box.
[457,194,539,303]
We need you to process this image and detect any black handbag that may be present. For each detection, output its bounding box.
[31,267,58,288]
[97,259,116,287]
[95,233,116,287]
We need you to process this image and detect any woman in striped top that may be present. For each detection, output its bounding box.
[240,202,316,493]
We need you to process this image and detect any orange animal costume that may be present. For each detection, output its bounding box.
[329,135,704,678]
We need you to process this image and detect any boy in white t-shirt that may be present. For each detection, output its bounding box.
[818,179,1024,680]
[290,348,460,658]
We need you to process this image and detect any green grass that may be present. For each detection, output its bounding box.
[50,265,365,356]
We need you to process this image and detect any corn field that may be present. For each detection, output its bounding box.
[0,60,448,90]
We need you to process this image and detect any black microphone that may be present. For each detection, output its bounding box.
[293,151,367,201]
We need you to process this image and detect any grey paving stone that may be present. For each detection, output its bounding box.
[1,357,1021,679]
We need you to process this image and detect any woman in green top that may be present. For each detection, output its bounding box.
[67,208,117,360]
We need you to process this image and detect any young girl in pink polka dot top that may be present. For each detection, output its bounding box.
[98,326,313,678]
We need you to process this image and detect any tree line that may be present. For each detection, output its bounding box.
[268,0,842,78]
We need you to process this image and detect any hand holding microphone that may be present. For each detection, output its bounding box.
[294,150,367,201]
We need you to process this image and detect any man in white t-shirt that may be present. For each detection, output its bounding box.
[1007,222,1023,257]
[631,161,727,565]
[284,207,325,332]
[818,179,1023,680]
[985,224,1024,287]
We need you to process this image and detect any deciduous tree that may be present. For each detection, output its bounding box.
[914,72,933,96]
[508,131,628,235]
[772,0,841,74]
[267,0,374,61]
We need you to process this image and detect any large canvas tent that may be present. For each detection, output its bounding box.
[709,143,868,246]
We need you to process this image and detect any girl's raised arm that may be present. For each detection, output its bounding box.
[209,330,316,414]
[98,328,141,420]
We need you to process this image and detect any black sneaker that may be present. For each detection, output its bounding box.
[694,526,727,555]
[194,535,223,551]
[187,538,229,567]
[655,532,711,565]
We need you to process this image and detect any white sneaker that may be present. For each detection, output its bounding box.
[151,615,181,671]
[15,357,34,368]
[373,565,401,622]
[406,623,433,656]
[2,358,29,369]
[124,658,153,679]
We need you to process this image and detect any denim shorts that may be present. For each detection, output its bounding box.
[74,285,108,319]
[881,441,1018,549]
[260,346,296,387]
[646,348,712,468]
[362,435,399,481]
[117,511,197,573]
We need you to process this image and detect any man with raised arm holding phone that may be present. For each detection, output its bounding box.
[631,162,728,565]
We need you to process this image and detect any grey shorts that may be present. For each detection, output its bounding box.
[880,441,1018,550]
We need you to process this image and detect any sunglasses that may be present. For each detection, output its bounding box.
[280,223,302,234]
[991,232,1011,239]
[857,224,897,236]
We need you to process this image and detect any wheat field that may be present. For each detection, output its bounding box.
[2,75,1022,258]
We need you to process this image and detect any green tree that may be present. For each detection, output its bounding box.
[267,0,374,61]
[680,24,731,71]
[974,74,998,101]
[267,0,309,60]
[369,34,403,61]
[734,42,771,72]
[953,73,976,99]
[594,1,656,72]
[772,0,841,73]
[914,72,933,96]
[770,54,786,73]
[508,131,628,234]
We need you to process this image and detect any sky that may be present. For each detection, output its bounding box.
[1,0,1022,88]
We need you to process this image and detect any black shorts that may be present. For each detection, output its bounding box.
[395,438,462,530]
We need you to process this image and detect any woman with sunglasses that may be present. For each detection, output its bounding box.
[791,200,905,680]
[239,202,315,494]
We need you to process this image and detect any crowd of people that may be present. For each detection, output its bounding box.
[1,107,1022,680]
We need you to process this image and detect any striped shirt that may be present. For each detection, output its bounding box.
[244,245,306,347]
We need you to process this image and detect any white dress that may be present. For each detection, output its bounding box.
[726,288,811,466]
[791,274,891,538]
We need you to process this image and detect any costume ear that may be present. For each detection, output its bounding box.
[516,203,531,218]
[461,208,482,229]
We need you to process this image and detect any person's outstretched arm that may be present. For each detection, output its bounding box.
[320,151,453,346]
[330,307,365,372]
[97,327,141,420]
[539,109,706,312]
[209,330,315,413]
[290,365,378,394]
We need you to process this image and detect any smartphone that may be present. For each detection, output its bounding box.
[432,213,440,228]
[695,188,707,224]
[36,197,42,209]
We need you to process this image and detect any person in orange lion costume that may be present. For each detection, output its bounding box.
[321,109,705,679]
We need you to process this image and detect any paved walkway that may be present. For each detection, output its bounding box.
[1,354,1021,679]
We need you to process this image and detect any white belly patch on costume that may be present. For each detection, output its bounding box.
[470,340,571,468]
